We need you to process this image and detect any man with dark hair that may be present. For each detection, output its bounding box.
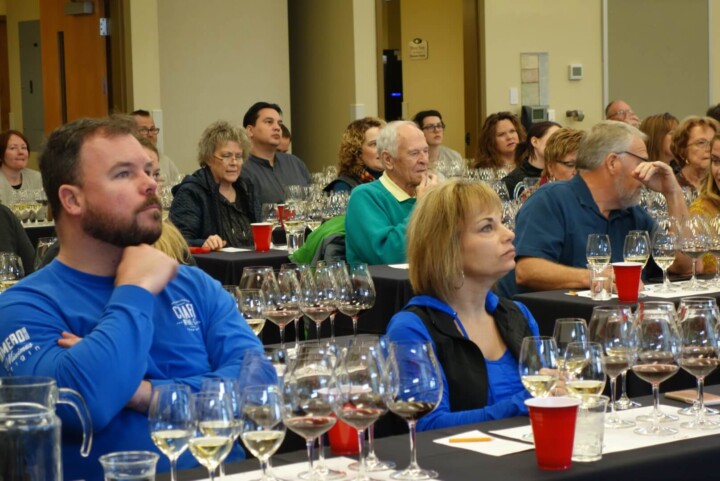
[0,117,266,480]
[131,109,183,183]
[241,101,310,204]
[707,103,720,123]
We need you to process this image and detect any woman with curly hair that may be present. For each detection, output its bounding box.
[324,117,386,192]
[472,112,526,171]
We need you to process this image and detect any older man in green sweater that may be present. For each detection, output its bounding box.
[345,120,439,265]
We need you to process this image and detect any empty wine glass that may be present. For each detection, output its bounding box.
[238,289,267,337]
[677,297,720,425]
[332,340,389,481]
[652,218,679,293]
[678,215,709,290]
[632,306,681,436]
[598,311,636,428]
[283,345,340,481]
[338,263,376,337]
[239,384,287,481]
[706,215,720,286]
[148,384,195,481]
[563,341,606,397]
[188,392,236,481]
[385,341,443,480]
[240,266,274,290]
[281,263,312,348]
[317,260,349,342]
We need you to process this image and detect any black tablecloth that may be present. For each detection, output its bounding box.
[23,223,56,248]
[168,389,720,481]
[192,249,290,285]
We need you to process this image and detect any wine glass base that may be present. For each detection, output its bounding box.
[390,467,439,480]
[614,398,641,410]
[680,418,720,430]
[604,416,635,429]
[348,459,397,471]
[678,405,720,416]
[633,425,678,436]
[636,412,678,423]
[298,467,346,480]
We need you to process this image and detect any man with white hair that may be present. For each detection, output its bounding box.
[345,120,438,264]
[498,120,690,297]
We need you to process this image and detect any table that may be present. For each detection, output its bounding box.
[514,288,720,396]
[23,221,56,248]
[168,390,720,481]
[192,249,290,285]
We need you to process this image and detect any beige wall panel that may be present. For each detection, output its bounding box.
[713,0,720,105]
[608,0,708,120]
[483,0,603,130]
[6,0,39,132]
[400,0,465,153]
[156,0,290,174]
[288,0,355,172]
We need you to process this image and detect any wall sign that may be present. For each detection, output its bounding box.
[408,38,428,60]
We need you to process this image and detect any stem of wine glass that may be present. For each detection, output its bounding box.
[352,315,359,337]
[330,312,336,342]
[259,458,269,481]
[691,260,698,287]
[407,420,421,471]
[366,424,378,463]
[714,257,720,285]
[316,321,322,341]
[661,268,671,291]
[620,372,629,400]
[219,462,225,478]
[295,317,300,347]
[357,428,367,479]
[697,377,706,424]
[305,438,316,473]
[170,458,178,481]
[608,376,618,418]
[279,325,285,351]
[652,383,661,431]
[207,467,216,481]
[317,435,328,468]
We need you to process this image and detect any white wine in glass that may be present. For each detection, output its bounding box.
[148,384,194,481]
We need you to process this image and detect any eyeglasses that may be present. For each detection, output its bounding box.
[616,151,649,163]
[557,160,577,169]
[214,153,244,163]
[689,139,712,150]
[422,122,445,131]
[138,127,160,135]
[608,110,635,120]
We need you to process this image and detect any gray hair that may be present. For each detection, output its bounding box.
[576,121,648,170]
[197,120,251,167]
[376,120,418,159]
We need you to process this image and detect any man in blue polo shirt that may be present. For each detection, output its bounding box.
[497,121,691,298]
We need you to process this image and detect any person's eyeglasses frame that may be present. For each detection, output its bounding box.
[138,127,160,135]
[214,153,244,164]
[422,122,446,132]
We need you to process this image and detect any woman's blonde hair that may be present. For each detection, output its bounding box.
[407,178,501,301]
[154,220,193,264]
[698,134,720,205]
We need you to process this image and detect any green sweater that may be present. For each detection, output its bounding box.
[289,215,345,265]
[345,180,416,265]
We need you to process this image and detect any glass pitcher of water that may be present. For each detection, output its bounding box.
[0,376,93,481]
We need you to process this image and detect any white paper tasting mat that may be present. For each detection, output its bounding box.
[567,284,720,300]
[220,247,251,253]
[388,263,409,269]
[433,429,533,456]
[490,404,720,455]
[221,456,441,481]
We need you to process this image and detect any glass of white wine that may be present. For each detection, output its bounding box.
[519,336,559,440]
[563,341,606,397]
[552,318,588,372]
[148,384,195,481]
[238,288,267,337]
[624,230,650,296]
[240,384,287,481]
[652,218,678,293]
[586,233,611,271]
[188,392,236,481]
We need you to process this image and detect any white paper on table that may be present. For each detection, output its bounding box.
[222,456,441,481]
[433,429,533,456]
[220,247,251,253]
[388,263,409,269]
[568,285,720,300]
[490,405,720,456]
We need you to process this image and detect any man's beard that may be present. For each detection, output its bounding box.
[82,195,163,247]
[614,176,641,210]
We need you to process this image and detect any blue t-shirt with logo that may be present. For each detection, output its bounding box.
[0,260,266,481]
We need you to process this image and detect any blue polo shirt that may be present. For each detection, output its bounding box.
[496,175,655,297]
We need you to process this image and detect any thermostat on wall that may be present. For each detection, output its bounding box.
[569,64,583,81]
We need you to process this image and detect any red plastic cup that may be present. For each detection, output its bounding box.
[525,397,581,470]
[250,223,273,252]
[276,204,285,227]
[612,262,643,302]
[327,419,360,455]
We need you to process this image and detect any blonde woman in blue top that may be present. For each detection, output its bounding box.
[386,178,538,431]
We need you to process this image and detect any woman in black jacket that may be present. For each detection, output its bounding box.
[169,121,259,249]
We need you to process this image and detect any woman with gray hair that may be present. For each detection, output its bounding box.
[169,120,259,249]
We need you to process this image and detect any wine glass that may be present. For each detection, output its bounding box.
[677,297,720,426]
[338,263,376,337]
[263,271,301,350]
[623,230,651,269]
[706,215,720,286]
[678,215,709,290]
[347,336,395,473]
[239,384,287,481]
[148,384,195,481]
[518,336,559,440]
[200,378,243,478]
[332,340,389,481]
[299,266,337,341]
[652,218,679,293]
[385,341,443,480]
[280,263,312,348]
[283,345,341,481]
[0,252,24,292]
[240,266,274,290]
[552,318,588,371]
[598,311,636,428]
[586,233,611,271]
[238,289,267,337]
[188,392,236,481]
[317,260,349,343]
[631,306,681,436]
[563,341,606,397]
